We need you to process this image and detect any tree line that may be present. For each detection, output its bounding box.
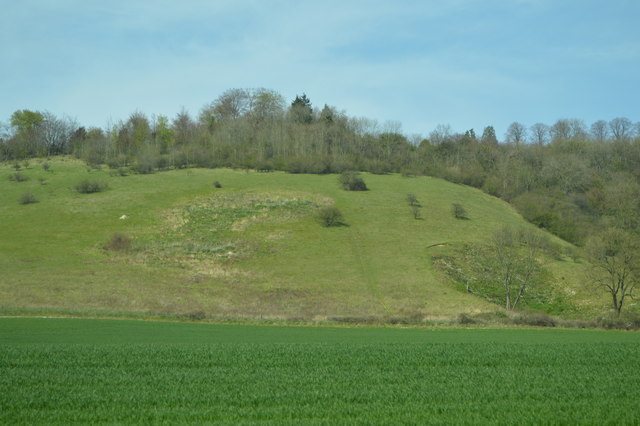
[2,88,639,241]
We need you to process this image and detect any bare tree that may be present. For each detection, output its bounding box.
[587,228,638,316]
[429,124,453,145]
[550,119,571,142]
[529,123,549,145]
[492,227,542,310]
[504,122,527,145]
[41,111,77,156]
[590,120,609,142]
[609,117,633,142]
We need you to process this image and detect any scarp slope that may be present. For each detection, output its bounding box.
[0,158,598,320]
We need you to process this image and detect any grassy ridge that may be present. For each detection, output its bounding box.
[2,318,640,423]
[0,158,602,320]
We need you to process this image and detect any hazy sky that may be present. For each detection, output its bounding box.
[1,0,638,138]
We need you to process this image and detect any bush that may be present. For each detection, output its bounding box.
[104,232,132,252]
[597,312,640,330]
[457,313,477,325]
[9,172,28,182]
[19,191,38,205]
[406,193,419,206]
[452,203,468,219]
[75,179,109,194]
[317,206,344,227]
[339,171,368,191]
[42,162,51,172]
[213,181,222,188]
[512,311,557,327]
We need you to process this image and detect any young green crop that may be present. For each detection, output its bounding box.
[1,318,640,424]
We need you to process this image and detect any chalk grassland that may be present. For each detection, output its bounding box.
[1,318,640,424]
[0,158,602,320]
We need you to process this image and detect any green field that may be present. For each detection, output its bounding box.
[0,157,603,321]
[1,318,639,423]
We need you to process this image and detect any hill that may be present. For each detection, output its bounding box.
[0,157,605,322]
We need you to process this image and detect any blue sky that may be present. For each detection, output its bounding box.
[1,0,638,138]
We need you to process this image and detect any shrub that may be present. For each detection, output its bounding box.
[411,205,421,219]
[457,313,477,325]
[317,206,344,227]
[597,312,640,330]
[512,311,557,327]
[42,162,51,172]
[213,181,222,188]
[9,172,28,182]
[19,191,38,205]
[104,232,132,252]
[452,203,468,219]
[339,171,368,191]
[181,311,206,321]
[75,179,109,194]
[406,193,419,206]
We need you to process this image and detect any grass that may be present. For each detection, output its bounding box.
[1,318,640,424]
[0,157,606,321]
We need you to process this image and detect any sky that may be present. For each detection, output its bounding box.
[1,0,639,138]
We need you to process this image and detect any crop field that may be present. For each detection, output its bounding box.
[2,318,640,424]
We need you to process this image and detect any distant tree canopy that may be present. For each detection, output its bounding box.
[2,89,639,249]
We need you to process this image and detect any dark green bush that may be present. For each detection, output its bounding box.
[9,172,28,182]
[19,191,38,205]
[104,232,132,252]
[406,193,419,206]
[339,171,368,191]
[213,181,222,188]
[317,206,344,227]
[452,203,468,219]
[75,179,109,194]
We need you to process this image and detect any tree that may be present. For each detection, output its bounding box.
[41,112,77,156]
[152,114,175,154]
[590,120,609,142]
[529,123,549,145]
[249,88,286,123]
[491,227,542,310]
[504,122,527,145]
[206,88,250,122]
[587,228,638,316]
[550,119,571,142]
[10,109,44,158]
[289,93,313,124]
[429,124,453,145]
[480,126,498,145]
[609,117,633,142]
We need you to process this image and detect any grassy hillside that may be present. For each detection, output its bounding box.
[0,157,605,321]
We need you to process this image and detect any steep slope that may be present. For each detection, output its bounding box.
[0,158,604,320]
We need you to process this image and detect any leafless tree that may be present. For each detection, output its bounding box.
[609,117,633,142]
[492,227,542,310]
[504,122,527,145]
[529,122,549,145]
[587,228,639,316]
[590,120,609,142]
